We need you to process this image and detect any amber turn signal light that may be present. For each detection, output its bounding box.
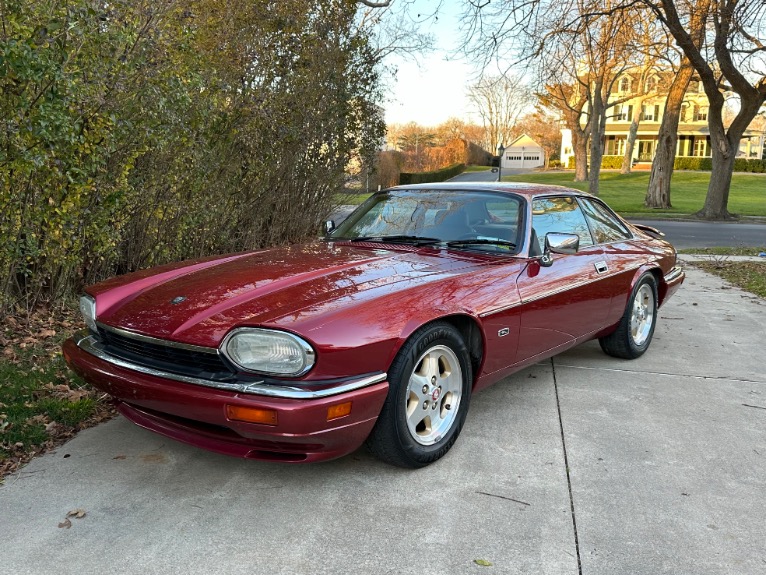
[327,401,352,421]
[225,405,278,426]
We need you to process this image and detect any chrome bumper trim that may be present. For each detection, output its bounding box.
[664,266,684,283]
[75,333,387,399]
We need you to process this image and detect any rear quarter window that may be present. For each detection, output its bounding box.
[578,198,633,244]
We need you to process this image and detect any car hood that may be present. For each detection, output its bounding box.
[92,242,498,348]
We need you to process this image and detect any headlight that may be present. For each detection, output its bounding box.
[79,295,97,333]
[222,328,315,376]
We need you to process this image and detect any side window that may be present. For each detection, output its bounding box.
[578,198,633,244]
[531,197,594,251]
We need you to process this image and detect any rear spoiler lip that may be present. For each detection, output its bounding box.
[631,223,666,238]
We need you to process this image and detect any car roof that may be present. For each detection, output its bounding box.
[389,181,593,200]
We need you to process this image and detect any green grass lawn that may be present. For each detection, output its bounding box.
[503,170,766,217]
[338,170,766,216]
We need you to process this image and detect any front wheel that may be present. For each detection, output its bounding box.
[599,273,658,359]
[366,322,472,468]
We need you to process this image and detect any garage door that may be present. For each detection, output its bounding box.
[505,151,543,169]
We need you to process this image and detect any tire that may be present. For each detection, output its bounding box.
[599,273,658,359]
[366,322,472,468]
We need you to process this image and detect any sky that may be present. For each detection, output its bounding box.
[380,1,478,127]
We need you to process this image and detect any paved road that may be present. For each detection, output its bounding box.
[629,219,765,250]
[1,267,765,574]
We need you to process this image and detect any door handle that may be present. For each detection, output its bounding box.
[595,261,608,274]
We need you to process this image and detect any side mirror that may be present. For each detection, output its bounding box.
[540,232,579,267]
[324,220,336,234]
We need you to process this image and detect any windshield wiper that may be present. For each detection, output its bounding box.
[446,238,517,249]
[347,235,443,246]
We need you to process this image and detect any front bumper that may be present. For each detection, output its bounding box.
[63,338,389,463]
[661,265,685,305]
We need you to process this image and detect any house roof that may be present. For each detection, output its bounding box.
[506,134,542,149]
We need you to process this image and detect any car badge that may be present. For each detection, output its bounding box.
[170,296,187,305]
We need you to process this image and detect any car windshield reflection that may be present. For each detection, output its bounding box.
[329,190,524,254]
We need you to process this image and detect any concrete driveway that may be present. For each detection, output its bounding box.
[1,265,764,575]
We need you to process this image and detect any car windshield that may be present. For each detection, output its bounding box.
[329,189,524,254]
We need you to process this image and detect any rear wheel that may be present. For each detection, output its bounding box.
[366,322,472,468]
[599,273,658,359]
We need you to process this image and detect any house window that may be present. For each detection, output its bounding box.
[693,138,709,156]
[641,104,660,122]
[619,77,631,93]
[646,76,657,92]
[696,106,708,121]
[605,137,626,156]
[680,103,689,122]
[613,105,633,122]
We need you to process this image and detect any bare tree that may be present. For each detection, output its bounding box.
[539,81,591,180]
[458,0,639,195]
[355,0,438,63]
[468,74,534,153]
[641,0,766,219]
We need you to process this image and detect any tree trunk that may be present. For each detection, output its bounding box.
[620,102,643,174]
[694,83,746,220]
[697,140,735,219]
[574,132,588,181]
[645,60,694,208]
[587,80,605,195]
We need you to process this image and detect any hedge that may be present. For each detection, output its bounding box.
[399,163,466,185]
[673,157,713,170]
[567,155,766,173]
[601,155,623,169]
[672,157,766,172]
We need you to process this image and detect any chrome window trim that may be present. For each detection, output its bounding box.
[97,322,219,355]
[75,333,386,399]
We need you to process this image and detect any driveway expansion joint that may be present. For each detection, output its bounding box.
[555,363,766,386]
[551,357,583,575]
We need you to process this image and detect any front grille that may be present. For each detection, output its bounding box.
[98,327,235,380]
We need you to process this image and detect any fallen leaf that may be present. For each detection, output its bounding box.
[38,329,56,338]
[66,509,86,519]
[58,518,72,529]
[66,389,89,402]
[113,455,127,460]
[474,559,493,567]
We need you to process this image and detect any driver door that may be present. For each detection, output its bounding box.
[514,196,612,360]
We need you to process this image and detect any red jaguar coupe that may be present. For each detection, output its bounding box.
[63,183,684,467]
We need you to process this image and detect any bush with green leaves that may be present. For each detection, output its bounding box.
[0,0,385,312]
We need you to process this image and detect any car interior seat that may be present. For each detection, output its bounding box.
[433,209,472,238]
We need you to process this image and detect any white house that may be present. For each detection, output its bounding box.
[501,134,545,169]
[559,70,766,167]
